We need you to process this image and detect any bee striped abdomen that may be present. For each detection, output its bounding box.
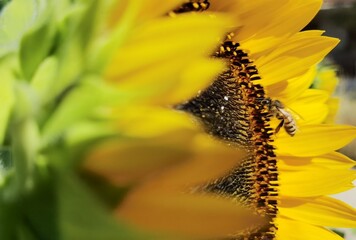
[276,107,297,137]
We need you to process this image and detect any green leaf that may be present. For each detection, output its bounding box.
[0,198,19,240]
[50,0,101,99]
[65,121,116,149]
[90,0,140,71]
[19,0,56,80]
[56,170,144,240]
[12,81,39,124]
[0,0,46,57]
[41,75,125,148]
[17,224,39,240]
[30,56,59,104]
[8,118,40,197]
[21,168,152,240]
[0,57,15,144]
[1,162,184,240]
[0,0,11,11]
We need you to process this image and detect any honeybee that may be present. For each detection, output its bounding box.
[261,98,298,137]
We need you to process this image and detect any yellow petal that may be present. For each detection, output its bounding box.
[239,0,323,56]
[279,196,356,228]
[278,152,356,170]
[267,66,316,103]
[288,89,329,124]
[292,89,329,105]
[297,30,325,37]
[135,139,246,190]
[211,0,282,33]
[257,35,339,86]
[83,132,196,185]
[106,13,232,104]
[109,0,185,26]
[152,58,226,105]
[276,217,344,240]
[279,168,355,197]
[106,13,231,82]
[113,107,197,138]
[161,138,246,187]
[84,131,246,186]
[137,0,184,21]
[241,36,287,58]
[275,125,356,157]
[117,192,266,238]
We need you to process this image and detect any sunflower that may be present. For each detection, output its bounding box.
[85,0,355,239]
[4,0,350,239]
[98,0,356,239]
[171,1,356,239]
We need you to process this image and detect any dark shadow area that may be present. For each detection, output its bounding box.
[305,3,356,76]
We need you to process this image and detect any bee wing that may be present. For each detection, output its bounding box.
[284,106,303,121]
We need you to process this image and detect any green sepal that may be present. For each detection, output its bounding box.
[50,0,103,98]
[1,166,155,240]
[41,75,125,149]
[19,0,56,80]
[30,56,59,104]
[0,0,46,57]
[8,118,40,197]
[0,56,16,144]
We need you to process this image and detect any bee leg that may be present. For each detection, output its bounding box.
[275,118,284,134]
